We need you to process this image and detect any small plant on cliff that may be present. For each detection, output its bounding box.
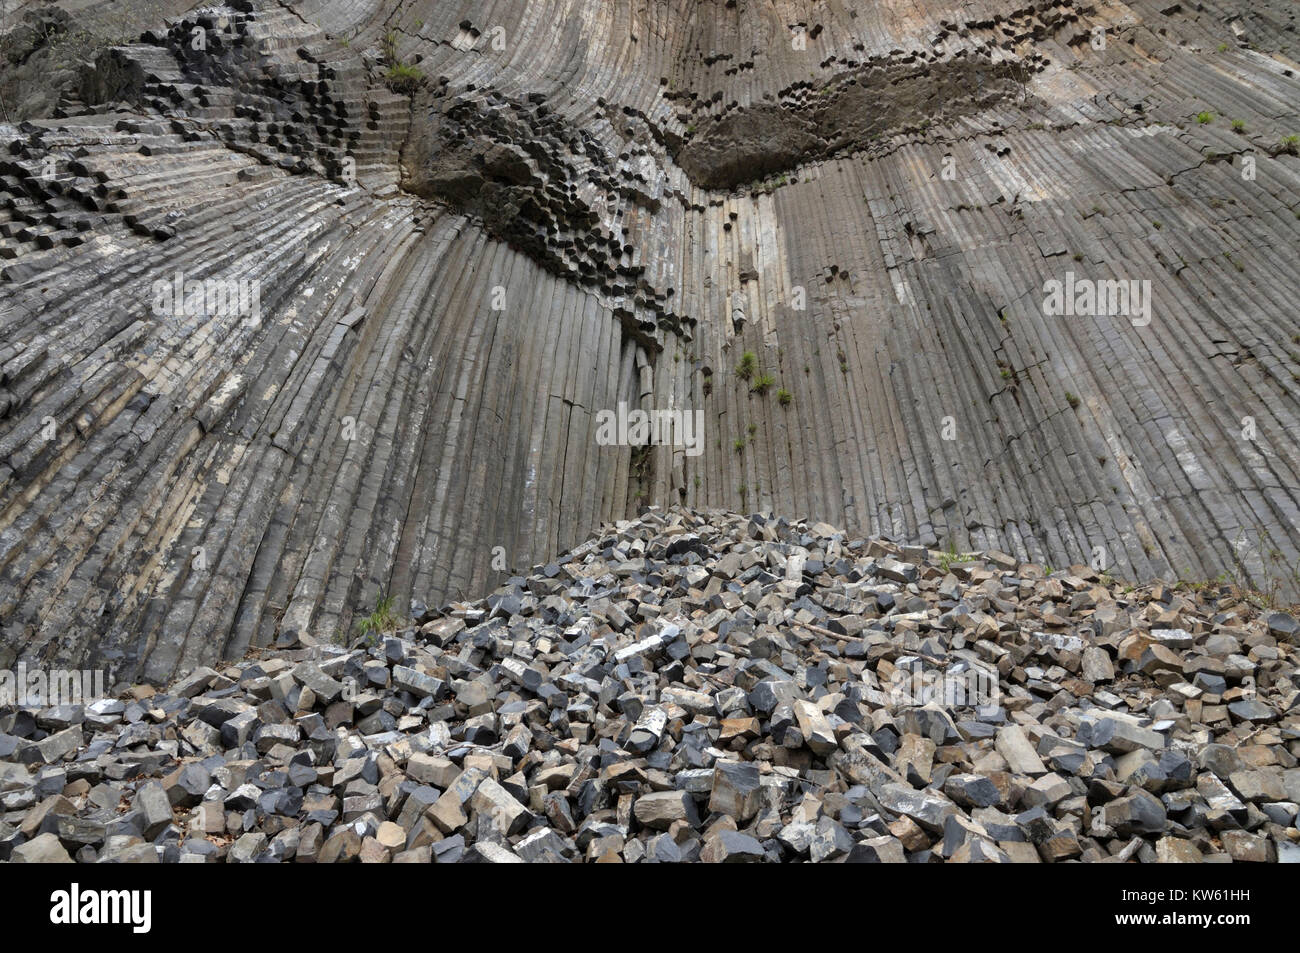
[777,388,793,406]
[735,351,757,380]
[381,30,425,93]
[751,373,775,395]
[1196,111,1214,124]
[386,62,425,93]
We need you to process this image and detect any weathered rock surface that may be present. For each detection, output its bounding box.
[0,1,1297,691]
[1,508,1296,862]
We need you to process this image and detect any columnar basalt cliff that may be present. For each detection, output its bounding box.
[0,0,1298,684]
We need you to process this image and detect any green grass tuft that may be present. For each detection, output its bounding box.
[356,593,399,641]
[735,351,757,381]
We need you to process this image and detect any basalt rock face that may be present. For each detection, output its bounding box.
[673,56,1038,190]
[0,0,1298,684]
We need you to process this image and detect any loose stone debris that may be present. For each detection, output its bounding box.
[2,507,1297,863]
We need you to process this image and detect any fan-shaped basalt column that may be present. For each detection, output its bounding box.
[0,0,1297,683]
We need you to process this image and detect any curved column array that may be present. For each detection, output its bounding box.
[0,0,1296,682]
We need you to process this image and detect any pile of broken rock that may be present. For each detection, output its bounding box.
[3,507,1298,863]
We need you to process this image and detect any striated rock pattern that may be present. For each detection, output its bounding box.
[0,0,1297,683]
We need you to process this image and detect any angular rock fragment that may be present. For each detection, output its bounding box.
[634,791,699,831]
[708,761,762,822]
